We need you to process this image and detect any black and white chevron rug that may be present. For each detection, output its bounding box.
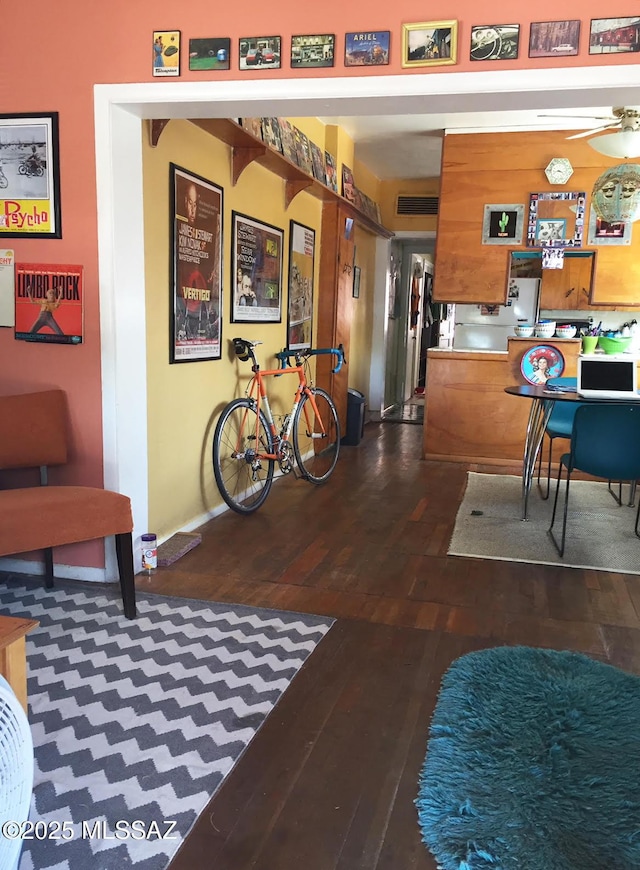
[0,577,333,870]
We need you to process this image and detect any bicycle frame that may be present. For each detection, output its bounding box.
[239,360,326,463]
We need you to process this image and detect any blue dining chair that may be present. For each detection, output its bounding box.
[536,377,582,499]
[548,403,640,557]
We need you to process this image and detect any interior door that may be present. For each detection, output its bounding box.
[316,202,354,433]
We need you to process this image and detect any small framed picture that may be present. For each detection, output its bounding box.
[293,128,314,176]
[353,266,361,299]
[240,118,263,139]
[527,191,586,248]
[188,37,230,71]
[482,204,525,245]
[401,21,457,67]
[239,37,281,70]
[529,20,580,57]
[587,206,632,245]
[309,141,326,183]
[153,30,181,76]
[342,166,357,204]
[291,34,335,68]
[261,118,283,152]
[535,218,567,244]
[278,119,299,165]
[589,18,640,54]
[344,31,390,66]
[325,152,339,192]
[470,25,519,61]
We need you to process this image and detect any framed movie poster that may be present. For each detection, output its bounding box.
[287,221,315,350]
[232,211,284,323]
[0,112,61,239]
[169,164,223,363]
[14,263,83,344]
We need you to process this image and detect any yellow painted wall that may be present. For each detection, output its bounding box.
[143,119,323,538]
[349,226,377,396]
[288,117,329,150]
[354,158,382,203]
[379,177,440,233]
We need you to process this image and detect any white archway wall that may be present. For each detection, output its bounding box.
[95,67,640,566]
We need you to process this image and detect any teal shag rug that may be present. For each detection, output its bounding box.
[416,646,640,870]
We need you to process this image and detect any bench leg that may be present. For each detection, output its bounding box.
[43,548,54,589]
[115,533,136,619]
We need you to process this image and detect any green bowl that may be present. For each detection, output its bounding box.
[597,335,633,355]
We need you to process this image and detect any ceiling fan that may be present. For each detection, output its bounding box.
[538,106,640,158]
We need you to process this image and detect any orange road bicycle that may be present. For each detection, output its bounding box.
[212,337,345,513]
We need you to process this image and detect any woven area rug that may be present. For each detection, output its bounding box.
[0,576,333,870]
[416,645,640,870]
[448,472,640,574]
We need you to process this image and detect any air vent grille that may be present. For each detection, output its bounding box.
[396,195,439,216]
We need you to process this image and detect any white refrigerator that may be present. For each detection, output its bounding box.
[452,278,540,351]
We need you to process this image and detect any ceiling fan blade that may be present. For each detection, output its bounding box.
[565,123,621,140]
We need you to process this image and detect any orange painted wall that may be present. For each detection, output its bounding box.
[0,1,633,568]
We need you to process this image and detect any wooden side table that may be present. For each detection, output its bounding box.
[0,615,38,713]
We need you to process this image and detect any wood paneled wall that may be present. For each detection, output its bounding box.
[423,339,581,466]
[435,131,640,308]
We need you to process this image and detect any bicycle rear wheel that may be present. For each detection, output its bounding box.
[213,398,275,513]
[293,388,340,484]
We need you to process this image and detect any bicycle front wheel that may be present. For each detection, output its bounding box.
[213,398,275,513]
[293,388,340,484]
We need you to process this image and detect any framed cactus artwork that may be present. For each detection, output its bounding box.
[481,203,525,245]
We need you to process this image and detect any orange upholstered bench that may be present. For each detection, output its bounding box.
[0,390,136,619]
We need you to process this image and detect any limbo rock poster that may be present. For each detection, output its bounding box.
[14,263,83,344]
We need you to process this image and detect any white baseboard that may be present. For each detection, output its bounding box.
[0,557,109,584]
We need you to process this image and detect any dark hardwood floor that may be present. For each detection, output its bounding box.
[138,422,640,869]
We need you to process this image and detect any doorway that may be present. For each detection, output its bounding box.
[97,67,640,555]
[383,238,434,423]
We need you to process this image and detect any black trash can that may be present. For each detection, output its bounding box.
[342,388,366,446]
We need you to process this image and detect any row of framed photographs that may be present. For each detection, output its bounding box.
[483,196,632,248]
[239,118,381,222]
[471,17,640,61]
[170,164,318,364]
[240,117,338,189]
[154,17,640,77]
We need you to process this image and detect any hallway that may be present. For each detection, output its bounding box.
[139,423,640,869]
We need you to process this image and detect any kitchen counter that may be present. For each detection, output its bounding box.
[428,347,507,358]
[423,337,582,466]
[508,337,582,343]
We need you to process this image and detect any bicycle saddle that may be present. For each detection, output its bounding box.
[232,338,251,360]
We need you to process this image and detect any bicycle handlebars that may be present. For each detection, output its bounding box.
[232,337,346,374]
[276,345,346,374]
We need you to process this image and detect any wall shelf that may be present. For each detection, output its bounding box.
[187,118,393,239]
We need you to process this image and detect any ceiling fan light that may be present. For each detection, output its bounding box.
[588,129,640,159]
